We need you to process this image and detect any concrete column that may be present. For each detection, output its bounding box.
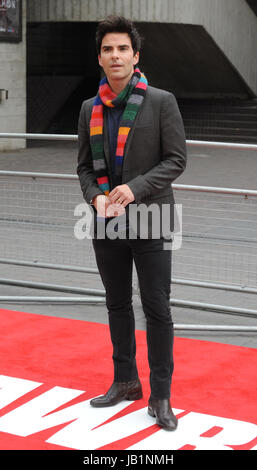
[0,0,26,151]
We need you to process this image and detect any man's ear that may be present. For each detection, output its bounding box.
[133,51,140,66]
[98,54,102,67]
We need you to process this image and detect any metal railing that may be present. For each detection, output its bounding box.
[0,133,257,333]
[1,132,257,150]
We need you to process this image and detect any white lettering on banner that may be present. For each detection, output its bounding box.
[0,383,137,447]
[0,375,42,409]
[0,385,86,435]
[47,406,184,449]
[128,411,257,451]
[0,375,256,450]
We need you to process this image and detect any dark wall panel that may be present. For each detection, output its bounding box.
[27,22,100,133]
[137,23,251,98]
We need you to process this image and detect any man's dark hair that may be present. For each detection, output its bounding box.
[96,15,142,56]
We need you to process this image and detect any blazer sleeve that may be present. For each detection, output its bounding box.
[77,100,103,204]
[127,92,187,202]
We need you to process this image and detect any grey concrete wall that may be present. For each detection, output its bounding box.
[27,0,257,96]
[0,0,26,151]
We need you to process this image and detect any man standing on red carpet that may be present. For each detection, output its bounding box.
[77,15,187,431]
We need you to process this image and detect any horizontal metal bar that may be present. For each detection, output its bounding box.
[171,299,257,318]
[186,139,257,151]
[0,258,99,274]
[0,290,256,331]
[0,170,77,180]
[173,183,257,197]
[0,296,105,304]
[172,278,257,294]
[174,324,257,332]
[1,170,257,197]
[2,276,257,297]
[1,265,256,296]
[0,133,77,141]
[0,291,256,319]
[0,278,105,296]
[0,293,255,331]
[1,133,257,151]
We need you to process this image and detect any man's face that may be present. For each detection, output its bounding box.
[98,32,139,85]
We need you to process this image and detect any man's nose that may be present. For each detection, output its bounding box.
[111,48,120,59]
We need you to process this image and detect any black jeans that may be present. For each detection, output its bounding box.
[92,237,174,399]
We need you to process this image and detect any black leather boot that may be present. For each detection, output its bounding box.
[148,397,178,431]
[90,379,143,407]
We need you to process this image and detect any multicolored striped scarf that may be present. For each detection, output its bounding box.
[89,68,148,195]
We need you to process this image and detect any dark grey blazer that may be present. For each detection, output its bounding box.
[77,85,187,238]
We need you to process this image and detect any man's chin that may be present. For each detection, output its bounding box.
[109,70,125,78]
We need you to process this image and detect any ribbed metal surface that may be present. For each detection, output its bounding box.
[26,0,172,22]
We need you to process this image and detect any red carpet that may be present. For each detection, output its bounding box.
[0,308,256,450]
